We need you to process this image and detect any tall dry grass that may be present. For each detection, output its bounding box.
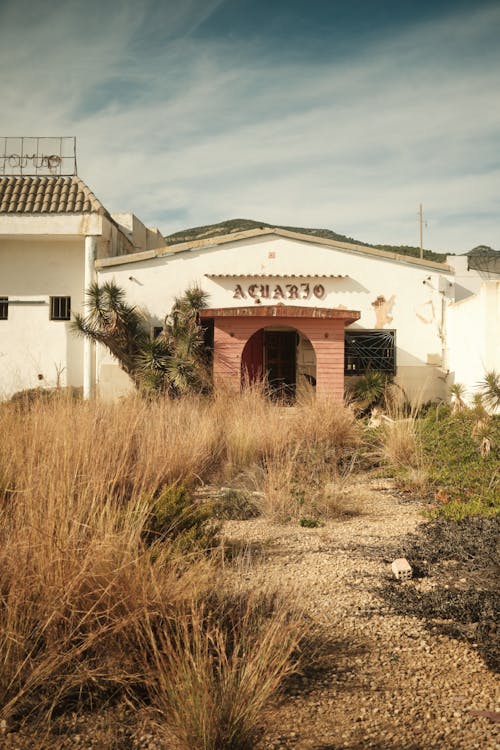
[141,592,303,750]
[256,395,362,522]
[0,392,304,745]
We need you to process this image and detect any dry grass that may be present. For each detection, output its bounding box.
[253,396,361,522]
[379,417,423,470]
[0,392,307,744]
[141,591,304,750]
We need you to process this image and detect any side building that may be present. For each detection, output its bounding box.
[0,175,163,399]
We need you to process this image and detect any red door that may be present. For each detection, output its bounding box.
[241,329,264,385]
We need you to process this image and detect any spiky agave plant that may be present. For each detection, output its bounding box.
[73,282,211,396]
[72,281,150,388]
[478,370,500,413]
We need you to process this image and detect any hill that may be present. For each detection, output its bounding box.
[164,218,449,263]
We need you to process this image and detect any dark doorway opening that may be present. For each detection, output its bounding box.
[264,330,296,400]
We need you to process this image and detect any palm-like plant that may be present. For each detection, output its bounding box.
[449,382,467,412]
[72,281,210,396]
[72,282,149,388]
[478,370,500,413]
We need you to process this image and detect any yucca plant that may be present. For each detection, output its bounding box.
[450,382,467,413]
[72,282,211,396]
[478,370,500,412]
[72,281,149,388]
[349,370,391,413]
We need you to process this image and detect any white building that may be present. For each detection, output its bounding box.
[1,173,498,405]
[0,175,162,398]
[95,227,456,403]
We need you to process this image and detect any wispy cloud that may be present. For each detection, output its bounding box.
[1,0,499,251]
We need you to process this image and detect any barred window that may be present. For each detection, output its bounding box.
[345,330,396,375]
[0,297,7,320]
[50,296,71,321]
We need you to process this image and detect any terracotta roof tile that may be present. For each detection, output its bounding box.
[0,176,106,215]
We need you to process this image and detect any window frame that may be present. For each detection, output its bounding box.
[49,296,71,321]
[344,329,396,376]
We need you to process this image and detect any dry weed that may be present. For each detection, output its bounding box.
[141,591,304,750]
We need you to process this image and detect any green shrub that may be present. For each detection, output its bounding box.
[299,517,323,528]
[143,484,220,552]
[213,489,261,520]
[419,407,499,517]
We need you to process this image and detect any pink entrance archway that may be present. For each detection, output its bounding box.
[200,305,360,400]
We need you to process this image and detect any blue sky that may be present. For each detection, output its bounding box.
[1,0,499,252]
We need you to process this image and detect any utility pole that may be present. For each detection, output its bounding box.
[419,203,423,259]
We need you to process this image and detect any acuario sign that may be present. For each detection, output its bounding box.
[233,282,325,301]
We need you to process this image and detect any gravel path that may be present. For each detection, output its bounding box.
[223,480,500,750]
[1,481,498,749]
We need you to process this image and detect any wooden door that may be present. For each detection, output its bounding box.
[241,329,264,385]
[264,331,296,399]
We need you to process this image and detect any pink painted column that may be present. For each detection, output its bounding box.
[299,319,345,400]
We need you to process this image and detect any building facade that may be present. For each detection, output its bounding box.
[96,228,456,403]
[1,173,498,406]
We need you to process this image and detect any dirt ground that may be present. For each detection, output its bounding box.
[225,479,499,750]
[2,480,498,750]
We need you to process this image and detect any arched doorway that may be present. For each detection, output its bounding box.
[241,325,317,400]
[199,304,361,400]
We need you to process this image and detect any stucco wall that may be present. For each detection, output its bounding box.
[447,281,500,405]
[0,238,85,398]
[97,235,453,401]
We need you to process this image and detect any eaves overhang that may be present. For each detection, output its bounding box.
[205,273,348,279]
[200,304,361,325]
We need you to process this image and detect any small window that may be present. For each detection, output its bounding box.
[152,326,164,339]
[0,297,8,320]
[344,329,396,375]
[50,296,71,321]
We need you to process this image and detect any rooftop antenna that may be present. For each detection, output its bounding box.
[419,203,428,259]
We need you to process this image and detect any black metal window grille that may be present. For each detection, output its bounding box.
[0,297,8,320]
[344,330,396,375]
[50,296,71,321]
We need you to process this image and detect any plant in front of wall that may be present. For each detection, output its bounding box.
[348,370,393,414]
[478,370,500,413]
[449,382,467,413]
[73,282,211,396]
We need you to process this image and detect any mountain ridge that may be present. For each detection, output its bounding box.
[164,217,449,263]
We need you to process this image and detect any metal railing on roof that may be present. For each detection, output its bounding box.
[0,136,77,176]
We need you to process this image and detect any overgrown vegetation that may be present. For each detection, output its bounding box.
[0,394,307,746]
[72,282,210,396]
[418,404,499,518]
[1,375,498,744]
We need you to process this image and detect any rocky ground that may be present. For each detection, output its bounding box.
[2,479,498,749]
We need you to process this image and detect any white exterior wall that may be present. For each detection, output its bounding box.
[0,209,153,400]
[447,281,500,406]
[446,255,487,302]
[97,234,454,401]
[0,238,85,397]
